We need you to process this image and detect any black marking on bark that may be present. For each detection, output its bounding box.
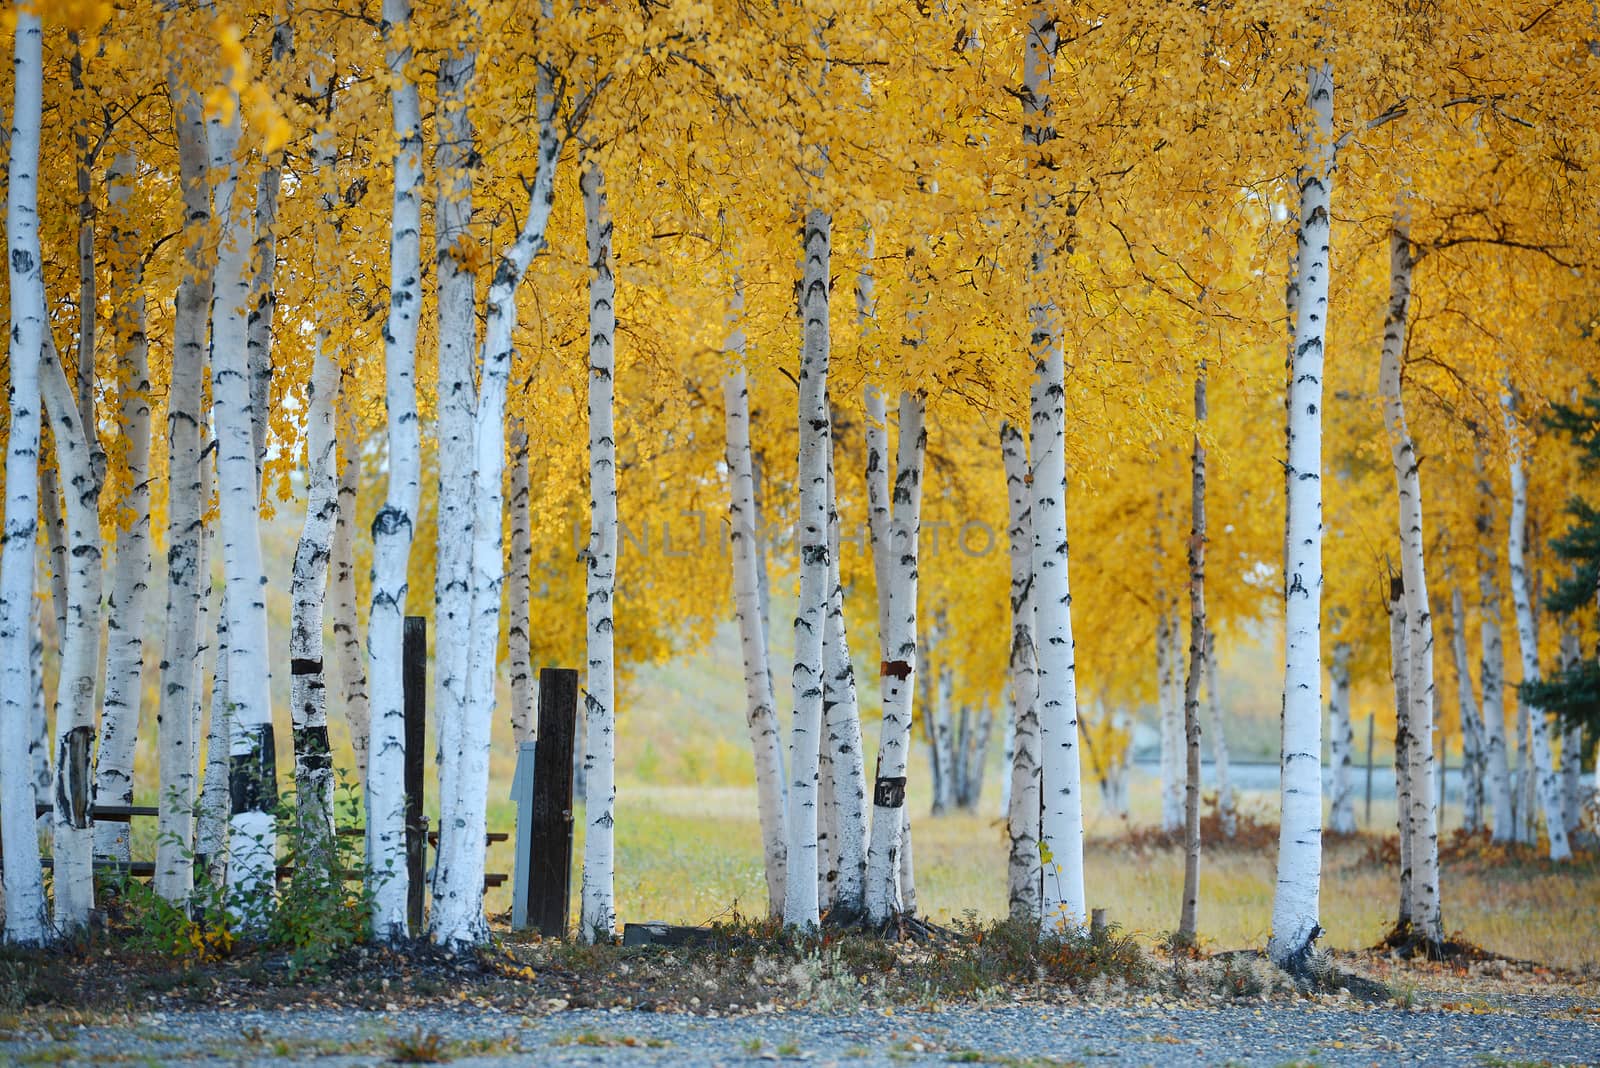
[291,657,322,676]
[59,725,94,828]
[294,725,332,773]
[881,659,912,680]
[873,776,907,808]
[230,722,279,815]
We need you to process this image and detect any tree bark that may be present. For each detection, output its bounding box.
[1270,60,1332,974]
[864,392,926,925]
[784,205,833,930]
[1178,363,1208,945]
[1449,587,1486,834]
[435,75,561,952]
[1157,605,1184,833]
[331,382,369,782]
[1504,392,1570,861]
[368,0,426,941]
[1327,642,1356,834]
[1378,213,1441,942]
[822,440,868,918]
[1,8,50,944]
[723,286,788,917]
[154,37,215,904]
[1001,421,1042,921]
[1205,632,1236,837]
[578,157,620,944]
[1389,574,1414,930]
[94,150,152,868]
[1473,445,1514,841]
[289,333,339,842]
[508,420,534,745]
[431,34,478,920]
[1023,4,1086,932]
[208,93,278,924]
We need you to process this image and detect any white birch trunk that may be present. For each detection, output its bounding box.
[208,100,278,924]
[1449,587,1486,834]
[1157,608,1184,832]
[154,47,214,904]
[1269,60,1332,973]
[1327,642,1356,834]
[94,150,151,867]
[243,14,292,476]
[196,465,230,875]
[724,300,788,917]
[1378,214,1441,940]
[31,597,51,828]
[784,206,833,930]
[578,157,619,944]
[1001,421,1042,921]
[368,0,425,940]
[331,390,368,782]
[1032,291,1085,932]
[0,9,49,943]
[508,421,534,745]
[289,337,339,840]
[1389,575,1414,929]
[431,39,478,907]
[898,805,917,917]
[823,448,867,918]
[1504,394,1570,861]
[1022,4,1085,932]
[930,657,956,815]
[1178,364,1208,944]
[433,83,560,951]
[40,323,105,933]
[1474,447,1514,841]
[1204,632,1236,838]
[864,393,926,925]
[1557,630,1585,837]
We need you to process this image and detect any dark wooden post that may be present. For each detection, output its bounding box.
[527,667,578,938]
[403,615,427,934]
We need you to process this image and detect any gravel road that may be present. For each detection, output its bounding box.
[2,995,1597,1067]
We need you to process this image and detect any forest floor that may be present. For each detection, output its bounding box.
[1,935,1596,1066]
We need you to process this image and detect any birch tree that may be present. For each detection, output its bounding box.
[1177,363,1208,945]
[1449,588,1486,834]
[1474,446,1514,840]
[1204,633,1236,838]
[331,389,369,782]
[723,289,788,917]
[864,391,926,925]
[579,157,620,944]
[433,17,564,950]
[431,29,477,928]
[1269,59,1333,976]
[1021,0,1086,935]
[39,323,104,934]
[1327,642,1356,834]
[1,4,50,945]
[784,204,833,930]
[1504,393,1570,862]
[207,86,278,923]
[1378,212,1440,944]
[1001,421,1041,922]
[93,150,151,868]
[368,0,426,941]
[154,34,215,904]
[822,429,868,917]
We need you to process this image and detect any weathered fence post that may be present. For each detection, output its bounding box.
[519,667,577,938]
[403,615,426,934]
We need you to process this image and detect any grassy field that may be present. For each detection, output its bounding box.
[467,777,1600,974]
